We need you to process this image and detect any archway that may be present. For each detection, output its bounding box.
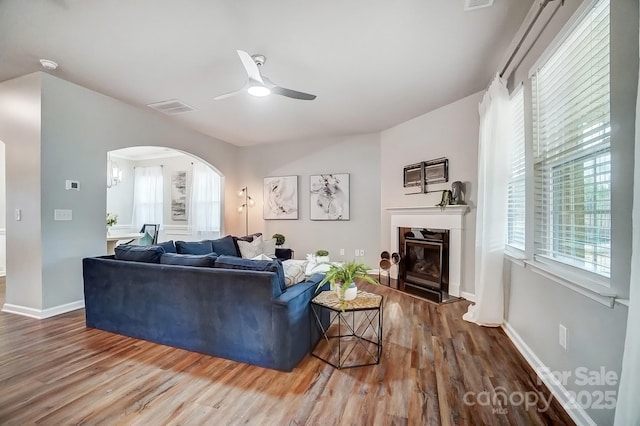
[106,146,224,246]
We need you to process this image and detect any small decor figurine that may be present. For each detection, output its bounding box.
[436,190,453,210]
[451,181,465,205]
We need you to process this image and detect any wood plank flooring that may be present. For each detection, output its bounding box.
[0,280,574,425]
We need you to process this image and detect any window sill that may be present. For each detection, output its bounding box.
[524,260,616,308]
[504,247,526,267]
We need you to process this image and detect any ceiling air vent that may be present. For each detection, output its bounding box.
[464,0,494,11]
[147,99,195,115]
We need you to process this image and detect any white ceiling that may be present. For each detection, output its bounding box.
[0,0,531,146]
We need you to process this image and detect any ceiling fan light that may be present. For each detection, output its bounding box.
[248,85,271,97]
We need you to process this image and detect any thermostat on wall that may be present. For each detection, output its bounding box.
[65,180,80,190]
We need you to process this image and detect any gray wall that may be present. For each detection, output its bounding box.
[505,1,638,424]
[239,133,381,267]
[379,91,482,295]
[0,72,242,311]
[0,73,43,309]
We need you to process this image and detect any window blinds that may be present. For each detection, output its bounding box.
[532,0,610,277]
[507,87,526,250]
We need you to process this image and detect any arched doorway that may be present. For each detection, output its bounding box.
[106,146,224,246]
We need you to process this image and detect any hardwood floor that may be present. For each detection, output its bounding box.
[0,281,574,425]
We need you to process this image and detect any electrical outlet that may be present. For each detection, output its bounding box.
[339,248,345,256]
[14,208,21,221]
[559,324,567,349]
[354,249,360,257]
[54,209,73,221]
[359,249,365,256]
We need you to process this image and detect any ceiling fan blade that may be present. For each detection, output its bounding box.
[236,50,264,83]
[272,86,317,100]
[213,87,245,100]
[262,77,316,100]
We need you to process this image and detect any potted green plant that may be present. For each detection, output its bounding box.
[272,233,285,246]
[315,249,330,264]
[106,212,118,235]
[317,261,380,309]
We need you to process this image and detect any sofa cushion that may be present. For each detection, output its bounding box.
[160,253,218,267]
[282,260,308,287]
[114,244,165,263]
[214,255,286,292]
[209,235,240,257]
[175,240,214,255]
[157,240,177,254]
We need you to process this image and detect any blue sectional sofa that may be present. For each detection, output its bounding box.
[82,242,326,372]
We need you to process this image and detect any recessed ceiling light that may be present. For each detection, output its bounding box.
[39,59,59,70]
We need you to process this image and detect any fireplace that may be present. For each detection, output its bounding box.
[399,227,455,303]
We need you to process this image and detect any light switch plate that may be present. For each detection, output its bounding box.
[54,209,72,221]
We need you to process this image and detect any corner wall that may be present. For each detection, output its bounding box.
[239,133,381,267]
[380,91,482,296]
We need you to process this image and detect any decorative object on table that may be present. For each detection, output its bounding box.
[236,186,255,235]
[310,174,350,220]
[315,249,330,264]
[272,233,286,246]
[403,158,448,194]
[305,252,331,275]
[450,181,465,205]
[436,189,453,210]
[317,261,380,310]
[171,171,188,221]
[106,212,118,234]
[263,176,298,220]
[378,251,391,285]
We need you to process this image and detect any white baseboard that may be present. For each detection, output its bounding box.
[502,322,596,426]
[0,270,5,277]
[460,291,476,302]
[2,300,84,319]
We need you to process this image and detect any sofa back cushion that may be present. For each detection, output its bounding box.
[175,240,214,255]
[214,255,286,293]
[209,235,240,257]
[157,240,177,254]
[114,244,165,263]
[160,253,218,267]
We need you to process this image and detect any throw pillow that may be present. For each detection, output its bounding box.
[157,240,177,253]
[262,238,277,258]
[114,244,165,263]
[214,255,286,293]
[238,238,263,259]
[251,254,272,261]
[282,260,308,287]
[232,232,263,255]
[209,235,240,257]
[175,240,214,255]
[160,253,217,267]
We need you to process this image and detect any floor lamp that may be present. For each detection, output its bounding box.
[237,186,255,235]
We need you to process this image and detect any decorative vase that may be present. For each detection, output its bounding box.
[107,226,111,235]
[336,282,358,301]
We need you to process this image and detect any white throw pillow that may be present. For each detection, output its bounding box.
[262,238,277,258]
[251,254,272,261]
[238,238,263,258]
[283,260,308,287]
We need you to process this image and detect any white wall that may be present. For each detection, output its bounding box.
[380,91,482,295]
[0,73,43,310]
[105,156,134,229]
[240,133,381,267]
[0,141,5,276]
[0,72,241,314]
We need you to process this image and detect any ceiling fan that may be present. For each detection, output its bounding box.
[214,50,316,101]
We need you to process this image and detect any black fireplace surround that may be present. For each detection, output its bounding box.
[399,227,452,303]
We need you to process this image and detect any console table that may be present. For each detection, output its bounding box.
[310,290,383,369]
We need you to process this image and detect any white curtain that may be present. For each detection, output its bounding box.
[463,75,511,327]
[614,22,640,425]
[131,166,163,230]
[189,162,221,239]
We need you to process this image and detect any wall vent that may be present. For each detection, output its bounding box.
[147,99,195,115]
[464,0,494,11]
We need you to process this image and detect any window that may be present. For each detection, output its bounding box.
[507,86,526,251]
[532,0,610,277]
[189,162,222,239]
[132,166,164,229]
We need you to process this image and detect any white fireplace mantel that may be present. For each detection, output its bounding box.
[386,205,470,297]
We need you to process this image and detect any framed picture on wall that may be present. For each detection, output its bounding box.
[263,176,299,220]
[310,173,350,220]
[171,171,188,221]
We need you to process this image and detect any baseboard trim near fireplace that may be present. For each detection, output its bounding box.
[460,291,475,302]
